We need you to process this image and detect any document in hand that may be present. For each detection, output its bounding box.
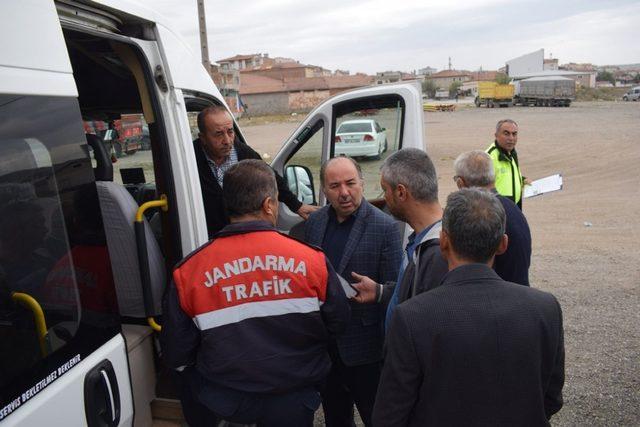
[337,275,358,298]
[524,173,563,199]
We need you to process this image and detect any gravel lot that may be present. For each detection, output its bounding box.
[239,101,640,426]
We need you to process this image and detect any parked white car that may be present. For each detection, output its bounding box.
[334,119,388,158]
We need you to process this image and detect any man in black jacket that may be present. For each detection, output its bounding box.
[453,150,532,286]
[352,148,448,328]
[195,105,316,237]
[373,189,564,426]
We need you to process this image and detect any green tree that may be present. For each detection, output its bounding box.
[495,73,511,84]
[596,71,615,86]
[449,81,463,97]
[422,79,437,98]
[633,73,640,84]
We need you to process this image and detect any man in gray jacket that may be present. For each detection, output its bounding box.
[352,148,448,327]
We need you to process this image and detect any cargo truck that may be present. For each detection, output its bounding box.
[475,82,514,107]
[513,76,575,107]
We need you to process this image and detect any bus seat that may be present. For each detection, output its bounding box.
[85,133,113,182]
[96,181,164,318]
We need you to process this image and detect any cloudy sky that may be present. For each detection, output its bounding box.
[130,0,639,74]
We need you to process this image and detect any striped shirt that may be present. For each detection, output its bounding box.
[205,147,238,188]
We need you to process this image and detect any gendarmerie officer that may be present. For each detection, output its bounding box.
[161,159,350,427]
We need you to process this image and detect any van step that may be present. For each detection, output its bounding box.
[151,398,184,423]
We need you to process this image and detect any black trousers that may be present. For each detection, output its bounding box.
[182,368,321,427]
[321,355,382,427]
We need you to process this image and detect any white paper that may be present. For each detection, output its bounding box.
[523,173,563,199]
[338,275,358,298]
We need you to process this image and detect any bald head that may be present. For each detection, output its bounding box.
[320,156,362,187]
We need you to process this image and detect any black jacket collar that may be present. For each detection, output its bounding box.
[216,220,275,237]
[441,263,502,286]
[492,140,519,164]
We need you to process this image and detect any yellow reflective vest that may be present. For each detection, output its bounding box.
[486,142,523,208]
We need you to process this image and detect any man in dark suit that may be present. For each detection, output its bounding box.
[195,105,316,237]
[373,189,564,426]
[453,150,532,286]
[304,156,402,426]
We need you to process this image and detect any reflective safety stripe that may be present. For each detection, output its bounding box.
[193,297,322,330]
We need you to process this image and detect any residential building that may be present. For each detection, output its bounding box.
[375,71,402,84]
[543,58,559,71]
[239,74,373,116]
[242,61,330,80]
[217,53,272,71]
[273,56,297,64]
[561,63,596,72]
[208,64,242,116]
[460,71,503,97]
[418,66,437,76]
[428,69,471,89]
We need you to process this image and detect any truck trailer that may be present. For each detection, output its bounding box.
[513,76,575,107]
[475,82,514,108]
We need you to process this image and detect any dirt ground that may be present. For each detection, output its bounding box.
[239,101,640,426]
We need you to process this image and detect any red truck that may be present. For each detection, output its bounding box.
[83,114,143,156]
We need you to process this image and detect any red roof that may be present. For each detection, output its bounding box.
[217,54,263,63]
[239,74,286,95]
[468,71,500,81]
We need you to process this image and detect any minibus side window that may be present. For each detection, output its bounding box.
[0,95,120,414]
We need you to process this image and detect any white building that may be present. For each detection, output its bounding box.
[506,49,544,77]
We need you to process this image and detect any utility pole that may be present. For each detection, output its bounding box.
[197,0,210,69]
[448,57,452,71]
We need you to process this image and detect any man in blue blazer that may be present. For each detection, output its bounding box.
[304,156,402,427]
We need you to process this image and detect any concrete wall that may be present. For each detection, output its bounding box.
[569,73,597,88]
[431,75,469,90]
[242,92,289,116]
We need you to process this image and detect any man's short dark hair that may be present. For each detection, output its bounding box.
[197,105,231,134]
[443,188,506,263]
[380,148,438,202]
[320,156,363,187]
[223,160,277,217]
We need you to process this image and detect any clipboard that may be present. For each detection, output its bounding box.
[523,173,563,199]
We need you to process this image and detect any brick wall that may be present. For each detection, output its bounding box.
[288,90,330,112]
